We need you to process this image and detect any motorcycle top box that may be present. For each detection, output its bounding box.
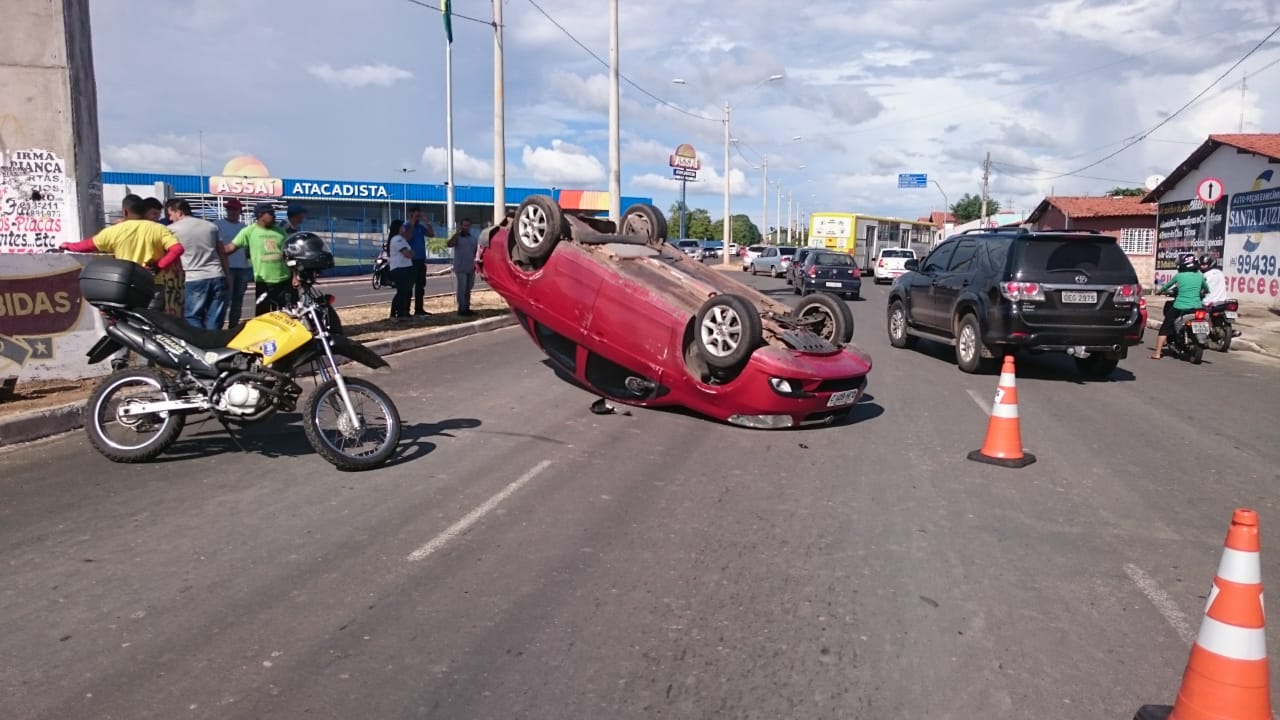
[79,258,156,308]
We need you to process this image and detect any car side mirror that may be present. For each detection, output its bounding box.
[904,259,919,271]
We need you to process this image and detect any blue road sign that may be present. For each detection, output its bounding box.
[898,173,927,188]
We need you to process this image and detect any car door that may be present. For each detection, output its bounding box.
[758,247,778,271]
[906,241,956,330]
[932,239,980,328]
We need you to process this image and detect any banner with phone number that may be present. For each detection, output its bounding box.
[1223,187,1280,301]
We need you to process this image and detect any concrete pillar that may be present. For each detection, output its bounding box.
[0,0,103,252]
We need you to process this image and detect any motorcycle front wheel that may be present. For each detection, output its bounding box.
[85,367,186,462]
[302,376,401,471]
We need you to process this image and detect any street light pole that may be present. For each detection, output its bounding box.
[761,153,768,249]
[492,0,506,225]
[607,0,621,224]
[722,100,732,266]
[931,179,949,244]
[398,167,416,218]
[787,191,793,244]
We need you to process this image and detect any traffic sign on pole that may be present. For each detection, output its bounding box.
[1197,177,1225,204]
[898,173,927,189]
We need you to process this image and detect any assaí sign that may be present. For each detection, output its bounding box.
[207,155,284,198]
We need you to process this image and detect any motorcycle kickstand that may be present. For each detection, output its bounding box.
[214,415,248,452]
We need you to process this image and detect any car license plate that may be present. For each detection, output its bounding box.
[1191,322,1210,334]
[1226,311,1238,320]
[1061,291,1097,303]
[827,389,858,407]
[824,281,842,288]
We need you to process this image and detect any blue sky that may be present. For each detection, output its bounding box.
[91,0,1279,229]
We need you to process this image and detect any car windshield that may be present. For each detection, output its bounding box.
[881,249,914,258]
[1015,238,1136,283]
[815,253,855,266]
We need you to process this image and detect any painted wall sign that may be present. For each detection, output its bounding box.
[0,148,74,253]
[0,254,109,381]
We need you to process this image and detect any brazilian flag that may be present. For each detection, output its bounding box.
[441,0,452,43]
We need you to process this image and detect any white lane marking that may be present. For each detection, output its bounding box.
[966,389,992,415]
[407,459,553,562]
[1124,563,1196,644]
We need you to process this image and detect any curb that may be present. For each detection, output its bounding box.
[0,313,518,449]
[1144,318,1271,357]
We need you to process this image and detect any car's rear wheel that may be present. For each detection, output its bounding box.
[514,195,565,262]
[695,294,762,369]
[955,313,993,373]
[794,293,854,345]
[887,300,916,349]
[621,203,668,247]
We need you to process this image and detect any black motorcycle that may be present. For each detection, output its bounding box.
[1160,296,1210,365]
[1204,298,1241,352]
[371,253,391,290]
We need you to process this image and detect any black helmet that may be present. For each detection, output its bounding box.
[1177,253,1198,272]
[1198,253,1216,270]
[283,231,334,271]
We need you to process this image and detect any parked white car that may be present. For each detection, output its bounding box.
[873,248,917,284]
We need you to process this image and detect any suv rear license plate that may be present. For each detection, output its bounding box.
[1061,291,1097,303]
[825,281,842,288]
[1191,322,1210,334]
[827,389,858,407]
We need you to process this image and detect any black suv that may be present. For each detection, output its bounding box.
[885,228,1144,377]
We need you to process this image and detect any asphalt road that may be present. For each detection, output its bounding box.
[3,272,1279,719]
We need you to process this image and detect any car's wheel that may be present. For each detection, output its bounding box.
[794,292,854,345]
[887,300,916,349]
[770,265,780,278]
[954,313,992,373]
[1074,353,1119,379]
[694,294,762,369]
[513,195,565,261]
[621,203,668,247]
[749,263,757,275]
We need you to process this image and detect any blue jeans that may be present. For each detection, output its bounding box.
[455,270,475,312]
[184,277,228,330]
[221,267,253,328]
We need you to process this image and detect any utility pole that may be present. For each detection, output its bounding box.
[980,151,991,227]
[492,0,505,225]
[761,154,768,247]
[1240,73,1247,132]
[607,0,621,224]
[722,101,732,265]
[775,182,782,244]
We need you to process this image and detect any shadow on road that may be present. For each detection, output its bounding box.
[904,338,1138,384]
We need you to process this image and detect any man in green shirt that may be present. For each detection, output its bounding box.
[222,202,297,316]
[1151,253,1207,359]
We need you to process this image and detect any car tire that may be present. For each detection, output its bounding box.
[887,300,916,349]
[749,263,757,275]
[513,195,565,262]
[770,265,779,278]
[794,292,854,345]
[694,294,762,369]
[621,203,668,247]
[954,313,993,373]
[1074,353,1119,379]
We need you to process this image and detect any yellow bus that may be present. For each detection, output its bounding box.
[808,212,936,271]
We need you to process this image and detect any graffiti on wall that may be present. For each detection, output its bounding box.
[0,148,74,253]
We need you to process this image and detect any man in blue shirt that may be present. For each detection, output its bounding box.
[405,206,435,315]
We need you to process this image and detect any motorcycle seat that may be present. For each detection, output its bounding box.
[135,309,247,350]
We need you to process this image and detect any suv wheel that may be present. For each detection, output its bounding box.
[955,314,993,373]
[1074,352,1120,379]
[887,300,916,349]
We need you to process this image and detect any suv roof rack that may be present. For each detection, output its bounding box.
[1034,227,1101,234]
[958,227,1027,236]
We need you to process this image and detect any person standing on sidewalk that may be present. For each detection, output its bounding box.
[282,204,306,236]
[214,198,252,328]
[447,218,479,316]
[166,198,230,329]
[58,195,184,309]
[388,221,416,320]
[405,206,435,316]
[223,202,296,315]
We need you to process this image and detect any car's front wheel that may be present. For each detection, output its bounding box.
[794,293,854,345]
[513,195,565,263]
[887,300,916,349]
[694,294,762,369]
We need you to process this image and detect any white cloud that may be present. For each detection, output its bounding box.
[631,155,755,199]
[306,63,412,89]
[101,142,197,174]
[520,140,606,185]
[421,146,493,181]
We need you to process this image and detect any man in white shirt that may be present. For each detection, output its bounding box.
[165,198,229,329]
[1199,254,1228,306]
[388,221,416,320]
[214,198,252,327]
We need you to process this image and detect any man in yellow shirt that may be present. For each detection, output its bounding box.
[61,195,185,310]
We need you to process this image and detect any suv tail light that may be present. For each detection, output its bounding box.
[852,267,861,278]
[1000,281,1045,302]
[807,265,817,278]
[1112,284,1139,303]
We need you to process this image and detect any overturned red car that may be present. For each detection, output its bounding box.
[476,196,873,429]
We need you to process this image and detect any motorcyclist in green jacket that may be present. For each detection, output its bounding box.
[1151,253,1207,359]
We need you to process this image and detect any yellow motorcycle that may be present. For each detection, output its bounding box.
[77,234,401,471]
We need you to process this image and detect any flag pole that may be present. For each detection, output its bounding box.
[442,0,457,296]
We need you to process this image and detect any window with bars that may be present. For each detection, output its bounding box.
[1119,227,1155,255]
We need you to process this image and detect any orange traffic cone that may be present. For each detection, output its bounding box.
[966,355,1035,468]
[1135,508,1271,720]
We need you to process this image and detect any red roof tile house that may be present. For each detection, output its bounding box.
[1021,195,1159,284]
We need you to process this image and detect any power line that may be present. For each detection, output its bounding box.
[523,0,717,122]
[1029,23,1280,180]
[404,0,496,26]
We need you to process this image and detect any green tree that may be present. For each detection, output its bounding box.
[1106,186,1145,197]
[710,214,762,245]
[951,193,1001,223]
[667,202,715,239]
